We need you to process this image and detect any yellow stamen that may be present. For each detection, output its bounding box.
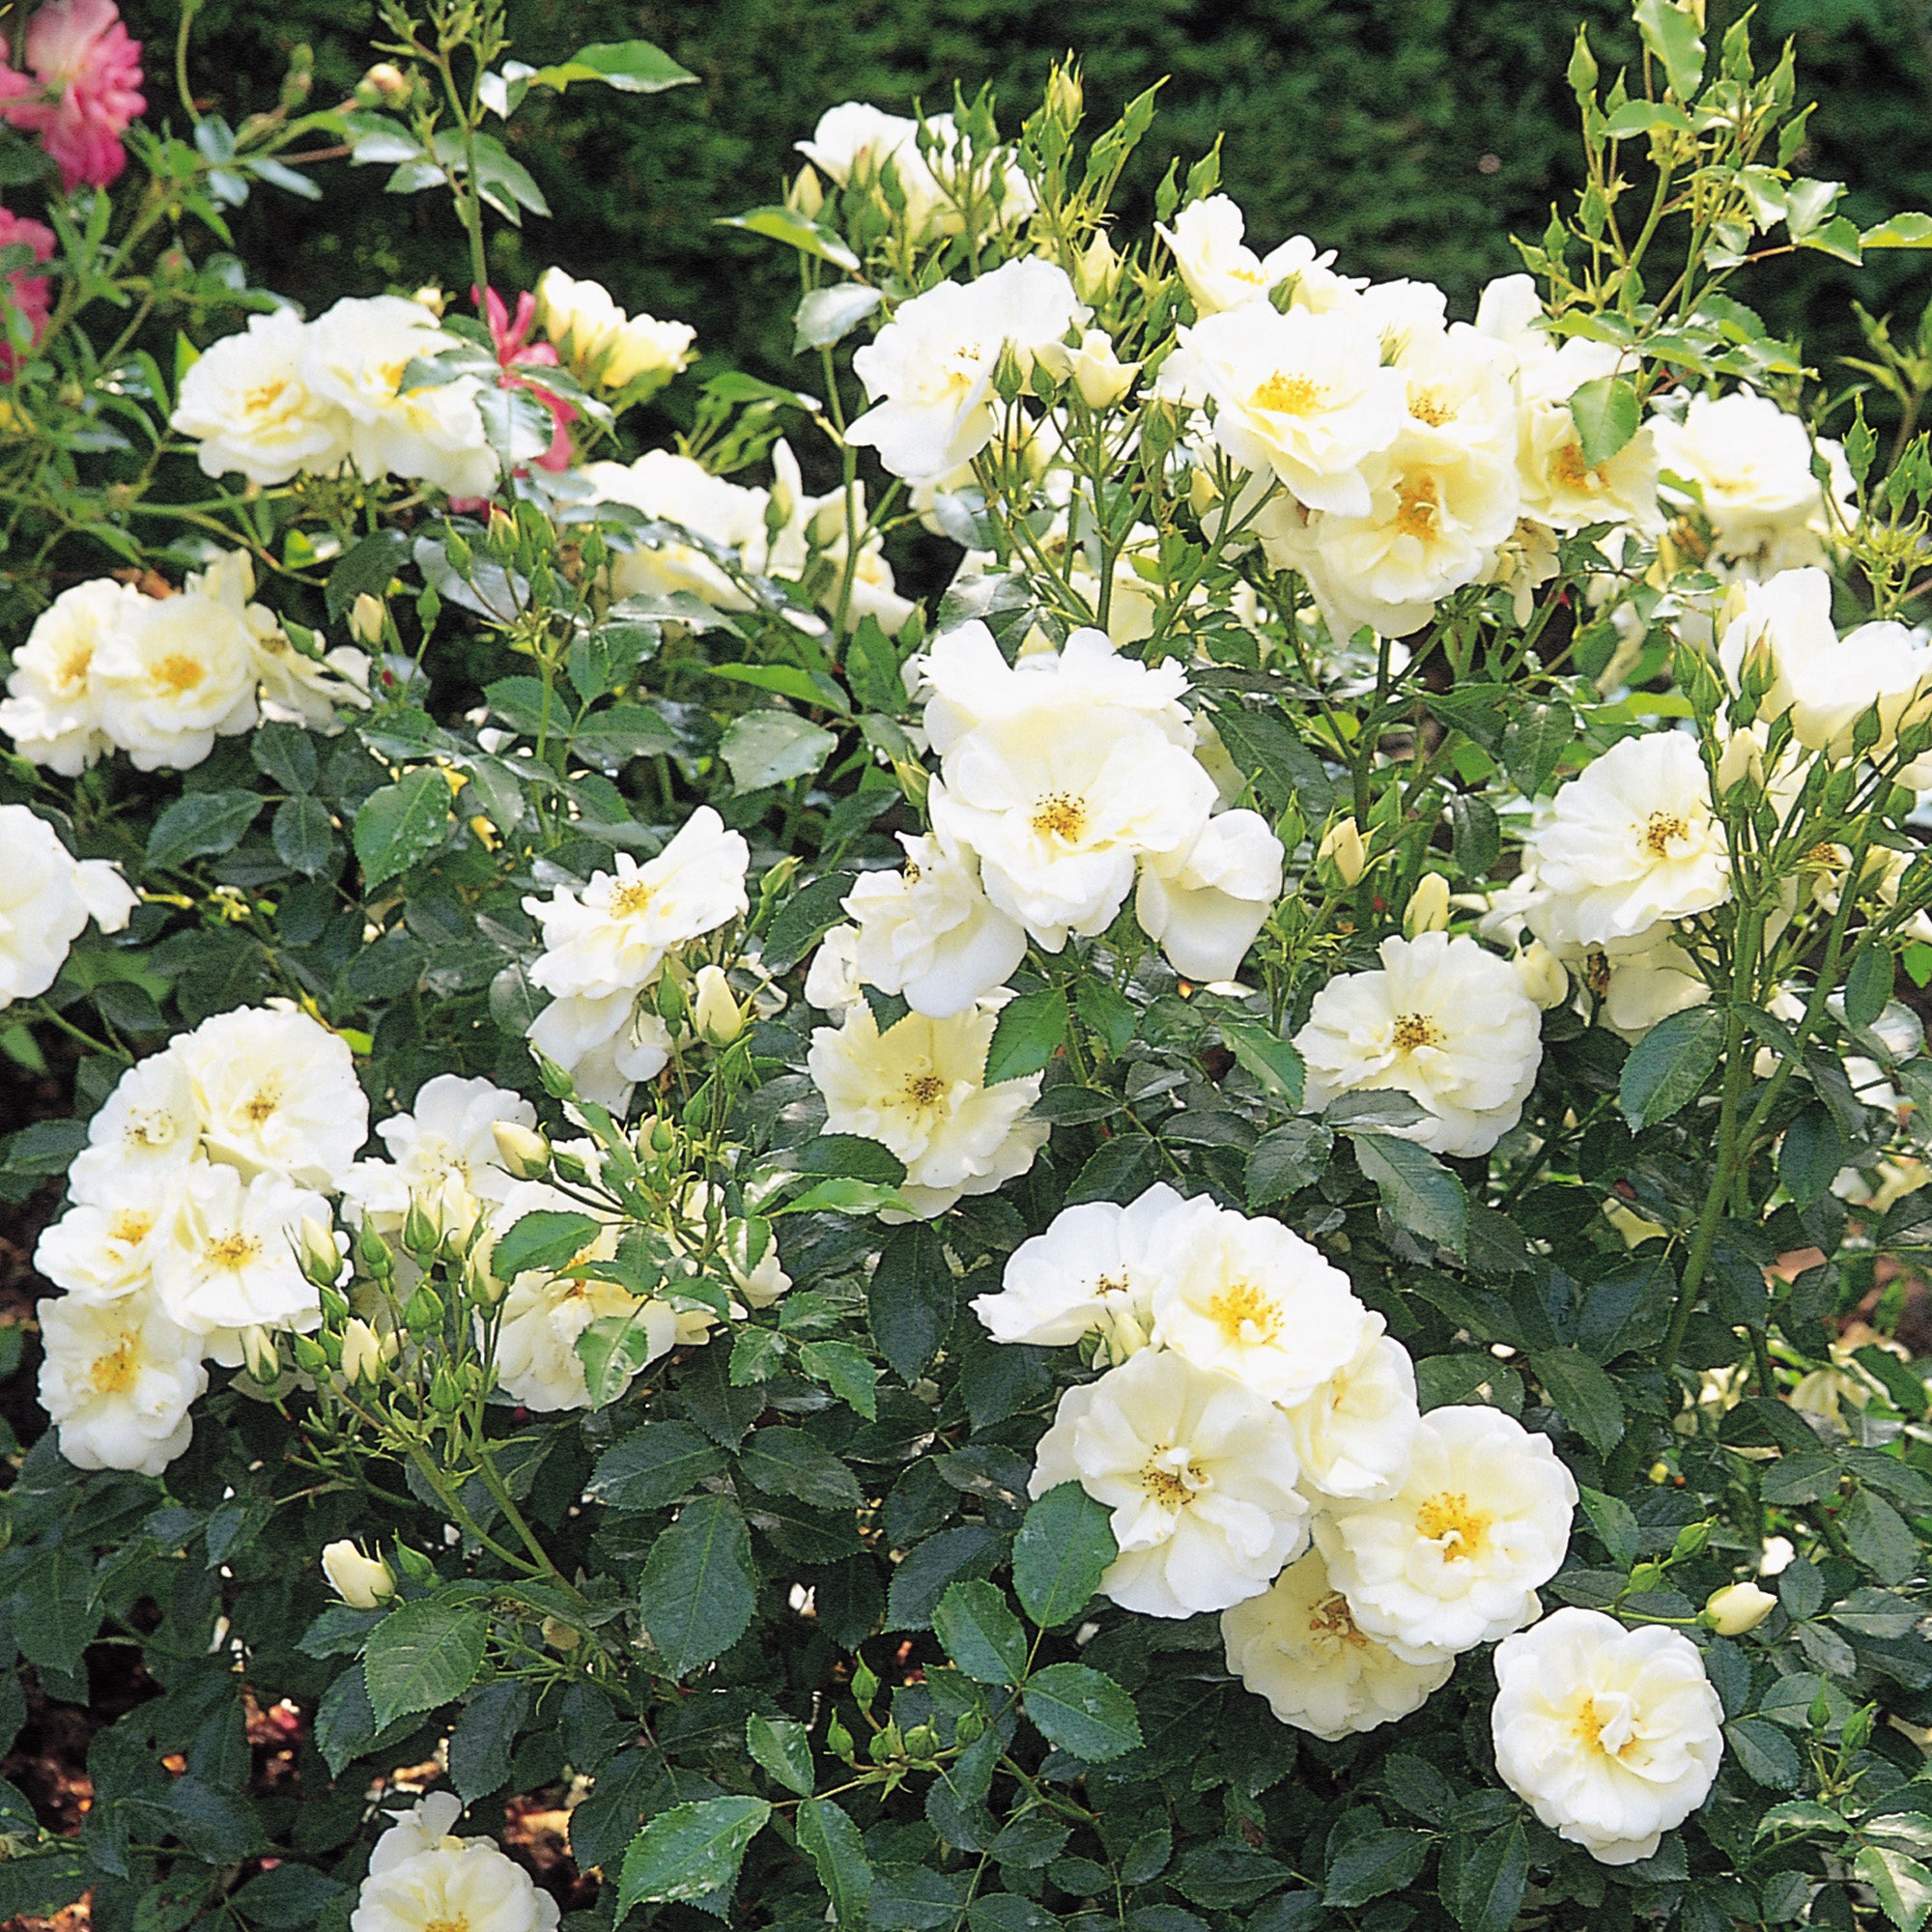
[1642,811,1690,859]
[1394,475,1440,540]
[1392,1012,1443,1053]
[1414,1491,1490,1560]
[903,1072,945,1107]
[207,1234,262,1271]
[109,1210,154,1246]
[1030,793,1088,841]
[1408,392,1453,428]
[90,1338,138,1395]
[1251,372,1323,415]
[153,653,206,695]
[1308,1591,1370,1647]
[608,879,656,919]
[1206,1280,1282,1348]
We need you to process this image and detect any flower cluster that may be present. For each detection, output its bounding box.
[0,0,144,191]
[521,807,752,1112]
[170,295,504,495]
[0,552,369,773]
[34,1004,368,1473]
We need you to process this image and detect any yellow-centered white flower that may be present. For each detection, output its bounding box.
[582,450,770,610]
[341,1074,537,1229]
[536,267,695,389]
[0,805,135,1009]
[91,581,260,772]
[37,1287,206,1476]
[970,1182,1188,1350]
[846,258,1087,485]
[525,807,751,1002]
[1156,195,1362,316]
[1221,1546,1453,1740]
[1525,732,1729,944]
[154,1161,330,1342]
[806,999,1046,1219]
[171,307,352,485]
[841,832,1026,1018]
[526,991,673,1117]
[1030,1348,1312,1618]
[350,1801,560,1932]
[0,577,135,773]
[1294,933,1544,1157]
[1147,1195,1373,1406]
[69,1050,202,1204]
[1491,1607,1724,1865]
[1315,1405,1577,1663]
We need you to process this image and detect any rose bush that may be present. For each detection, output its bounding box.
[3,3,1932,1930]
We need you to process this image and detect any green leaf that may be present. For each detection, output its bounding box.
[985,989,1068,1084]
[326,528,409,621]
[746,1714,814,1796]
[363,1596,488,1730]
[492,1209,604,1281]
[448,1680,529,1804]
[1725,1716,1803,1789]
[1634,0,1706,98]
[1577,1486,1640,1570]
[533,39,697,93]
[868,1222,954,1382]
[766,870,857,973]
[886,1524,1007,1631]
[1448,792,1501,875]
[1852,1345,1931,1417]
[1855,1845,1932,1932]
[251,722,319,793]
[1246,1120,1334,1207]
[354,768,453,889]
[1845,945,1895,1030]
[587,1421,725,1510]
[797,1340,879,1419]
[721,206,862,272]
[570,701,680,773]
[618,1796,771,1911]
[272,794,336,877]
[1210,702,1334,817]
[1618,1003,1724,1129]
[1779,1103,1849,1211]
[637,1495,758,1677]
[794,1134,907,1183]
[1022,1662,1141,1763]
[1065,1134,1160,1206]
[1499,699,1576,797]
[720,709,838,792]
[1452,1821,1527,1932]
[1530,1347,1625,1455]
[736,1428,865,1512]
[1568,373,1641,469]
[1219,1022,1305,1106]
[1350,1132,1466,1251]
[932,1580,1028,1685]
[1841,1488,1917,1584]
[1322,1829,1430,1909]
[1013,1482,1117,1628]
[797,1797,873,1924]
[1863,212,1932,249]
[146,790,263,868]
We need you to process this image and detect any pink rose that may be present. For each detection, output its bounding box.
[0,206,56,378]
[0,0,146,192]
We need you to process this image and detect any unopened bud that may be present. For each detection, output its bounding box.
[1404,871,1451,937]
[402,1283,445,1335]
[787,165,824,219]
[826,1711,855,1759]
[902,1722,940,1762]
[693,964,744,1045]
[322,1540,395,1609]
[356,1222,393,1277]
[1075,229,1120,302]
[349,592,386,646]
[466,1246,505,1308]
[493,1121,551,1179]
[340,1318,384,1385]
[1716,724,1768,796]
[1318,815,1368,888]
[1187,463,1220,517]
[1515,940,1569,1010]
[240,1324,279,1381]
[437,1176,481,1256]
[1045,65,1083,125]
[429,1365,463,1413]
[487,506,518,548]
[291,1332,329,1375]
[357,60,411,106]
[1099,1303,1149,1365]
[298,1214,341,1289]
[651,1119,679,1154]
[402,1195,440,1259]
[1704,1580,1776,1635]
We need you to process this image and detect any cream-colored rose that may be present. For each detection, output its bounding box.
[842,832,1026,1018]
[0,577,133,773]
[154,1161,330,1342]
[1282,1315,1421,1503]
[1492,1607,1723,1865]
[582,450,770,609]
[1222,1546,1452,1740]
[0,805,136,1009]
[68,1049,202,1205]
[171,307,352,485]
[1156,196,1361,316]
[349,1821,559,1932]
[536,267,695,389]
[91,581,260,772]
[37,1288,207,1476]
[1030,1348,1312,1618]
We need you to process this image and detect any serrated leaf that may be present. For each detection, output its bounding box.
[932,1580,1028,1685]
[1453,1821,1527,1932]
[746,1714,814,1795]
[797,1796,872,1924]
[794,284,882,353]
[1568,373,1641,469]
[1634,0,1706,98]
[1322,1829,1430,1909]
[1725,1716,1802,1789]
[1246,1120,1334,1207]
[362,1597,488,1730]
[797,1340,879,1419]
[1618,1003,1723,1129]
[868,1222,954,1382]
[1531,1347,1625,1455]
[618,1796,771,1911]
[492,1209,604,1281]
[637,1495,757,1677]
[1350,1132,1466,1251]
[1856,1845,1932,1932]
[985,989,1067,1085]
[1577,1485,1640,1570]
[735,1428,864,1512]
[533,39,697,93]
[722,205,862,272]
[353,768,452,889]
[272,794,336,877]
[146,790,263,868]
[1022,1662,1140,1762]
[1013,1482,1116,1628]
[1219,1021,1305,1106]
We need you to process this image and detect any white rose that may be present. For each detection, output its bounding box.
[1492,1607,1724,1865]
[1221,1546,1453,1741]
[1653,388,1852,570]
[582,449,769,609]
[929,710,1218,951]
[1036,327,1139,409]
[1148,1195,1373,1406]
[154,1160,330,1340]
[1526,732,1729,944]
[842,832,1026,1018]
[1316,1404,1577,1663]
[341,1074,537,1228]
[321,1540,396,1610]
[845,258,1087,485]
[37,1287,206,1476]
[536,268,695,389]
[795,102,1031,241]
[69,1049,202,1204]
[526,991,673,1116]
[171,1004,369,1189]
[0,577,133,773]
[1133,807,1284,982]
[170,307,351,485]
[1155,196,1361,316]
[524,807,751,1002]
[302,295,497,498]
[91,583,259,772]
[350,1834,559,1932]
[970,1182,1189,1350]
[0,806,135,1008]
[1294,932,1544,1157]
[803,923,864,1011]
[35,1183,170,1302]
[368,1794,483,1874]
[1283,1314,1421,1503]
[1165,301,1406,517]
[807,998,1046,1219]
[1030,1348,1311,1618]
[1718,566,1932,764]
